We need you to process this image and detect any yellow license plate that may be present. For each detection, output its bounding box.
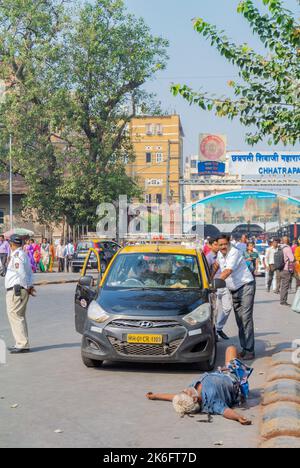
[127,334,163,344]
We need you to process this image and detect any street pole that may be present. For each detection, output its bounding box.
[9,134,13,230]
[166,140,171,203]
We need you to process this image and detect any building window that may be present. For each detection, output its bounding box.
[146,152,152,163]
[0,209,4,224]
[146,124,153,135]
[191,191,200,200]
[203,191,212,198]
[145,194,152,204]
[156,194,162,204]
[156,153,163,163]
[156,124,163,135]
[191,160,197,168]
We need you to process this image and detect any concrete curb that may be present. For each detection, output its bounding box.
[34,280,78,287]
[260,436,300,449]
[260,348,300,448]
[262,379,300,406]
[267,365,300,383]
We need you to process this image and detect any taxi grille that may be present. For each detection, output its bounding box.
[108,337,183,356]
[109,319,179,329]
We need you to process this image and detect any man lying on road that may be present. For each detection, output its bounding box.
[146,346,253,425]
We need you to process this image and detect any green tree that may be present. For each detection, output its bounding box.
[172,0,300,145]
[58,0,168,227]
[0,0,70,225]
[0,0,168,230]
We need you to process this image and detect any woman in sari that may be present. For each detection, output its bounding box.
[40,238,50,272]
[24,238,37,272]
[48,242,56,273]
[33,241,41,271]
[294,238,300,290]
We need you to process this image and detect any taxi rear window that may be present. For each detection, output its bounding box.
[77,242,93,251]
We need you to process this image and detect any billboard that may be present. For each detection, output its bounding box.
[199,134,226,176]
[199,134,227,162]
[190,190,300,233]
[198,161,225,176]
[228,152,300,177]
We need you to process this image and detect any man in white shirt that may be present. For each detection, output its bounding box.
[56,239,66,272]
[64,240,75,273]
[207,238,232,341]
[265,238,280,293]
[213,235,256,360]
[5,235,36,353]
[236,234,248,254]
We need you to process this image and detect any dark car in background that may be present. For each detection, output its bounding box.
[71,240,120,273]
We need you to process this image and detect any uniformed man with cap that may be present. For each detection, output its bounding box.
[5,234,36,354]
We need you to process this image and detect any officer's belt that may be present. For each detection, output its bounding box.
[6,286,26,292]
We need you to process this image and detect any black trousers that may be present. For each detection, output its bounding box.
[58,258,65,272]
[0,253,8,268]
[231,282,256,354]
[280,271,292,304]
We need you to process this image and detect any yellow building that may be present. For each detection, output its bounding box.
[128,115,184,204]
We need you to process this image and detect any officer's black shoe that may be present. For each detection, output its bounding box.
[9,348,30,354]
[217,330,230,341]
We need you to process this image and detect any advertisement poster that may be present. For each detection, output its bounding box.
[228,151,300,177]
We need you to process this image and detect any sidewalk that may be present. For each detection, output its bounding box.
[33,272,80,286]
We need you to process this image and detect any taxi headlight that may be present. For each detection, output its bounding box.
[87,301,110,323]
[183,303,211,326]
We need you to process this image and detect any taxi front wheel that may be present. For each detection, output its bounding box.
[81,353,103,368]
[194,333,217,372]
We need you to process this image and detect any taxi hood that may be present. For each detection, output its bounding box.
[97,288,208,317]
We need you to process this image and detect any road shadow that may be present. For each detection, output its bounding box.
[30,342,81,353]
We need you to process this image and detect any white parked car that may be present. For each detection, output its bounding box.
[255,244,269,276]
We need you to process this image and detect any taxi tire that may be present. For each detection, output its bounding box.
[81,354,103,368]
[196,333,217,372]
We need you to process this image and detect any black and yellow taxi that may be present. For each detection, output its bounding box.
[75,245,226,370]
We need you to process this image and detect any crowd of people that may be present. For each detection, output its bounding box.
[0,236,75,275]
[202,234,300,349]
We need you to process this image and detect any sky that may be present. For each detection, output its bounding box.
[124,0,299,158]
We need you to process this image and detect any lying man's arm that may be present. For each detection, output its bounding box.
[146,392,175,402]
[223,408,252,425]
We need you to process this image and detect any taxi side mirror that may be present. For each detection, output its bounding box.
[79,275,94,288]
[211,278,226,290]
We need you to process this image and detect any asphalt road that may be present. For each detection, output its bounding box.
[0,277,299,448]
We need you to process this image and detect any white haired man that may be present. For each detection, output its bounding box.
[146,346,252,425]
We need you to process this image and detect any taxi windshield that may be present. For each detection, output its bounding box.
[104,253,202,289]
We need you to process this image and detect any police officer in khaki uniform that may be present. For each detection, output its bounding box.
[5,235,36,354]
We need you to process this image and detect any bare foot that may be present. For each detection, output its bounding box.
[146,392,156,400]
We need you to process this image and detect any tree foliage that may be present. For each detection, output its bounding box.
[0,0,168,228]
[172,0,300,145]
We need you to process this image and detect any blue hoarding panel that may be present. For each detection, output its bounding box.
[198,161,225,175]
